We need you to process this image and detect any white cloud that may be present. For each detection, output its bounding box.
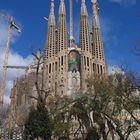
[0,49,34,104]
[109,0,138,6]
[108,65,124,75]
[0,12,33,104]
[0,11,21,46]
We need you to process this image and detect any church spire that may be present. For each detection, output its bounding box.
[48,0,55,26]
[91,0,104,60]
[56,0,68,95]
[50,0,54,13]
[91,0,100,28]
[81,0,88,16]
[91,0,106,75]
[59,0,66,15]
[80,0,90,52]
[57,0,67,52]
[45,0,56,59]
[80,0,92,90]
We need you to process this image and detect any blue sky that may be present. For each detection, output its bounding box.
[0,0,140,102]
[0,0,140,69]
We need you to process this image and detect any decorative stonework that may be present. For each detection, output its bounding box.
[7,0,107,131]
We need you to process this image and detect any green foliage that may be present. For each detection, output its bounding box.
[50,98,72,139]
[24,106,52,140]
[49,73,140,139]
[53,120,70,139]
[7,128,14,139]
[85,128,101,140]
[24,72,140,140]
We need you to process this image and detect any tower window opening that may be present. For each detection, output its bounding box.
[61,56,63,66]
[97,64,99,74]
[84,56,86,66]
[59,57,60,67]
[49,63,51,73]
[100,65,103,74]
[87,57,89,67]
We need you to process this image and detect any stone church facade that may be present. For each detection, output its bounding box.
[43,0,106,97]
[6,0,107,129]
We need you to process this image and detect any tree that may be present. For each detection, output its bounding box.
[48,72,140,140]
[24,50,53,140]
[24,106,52,140]
[24,49,140,139]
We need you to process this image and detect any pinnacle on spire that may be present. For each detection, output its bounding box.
[92,0,97,4]
[91,0,99,15]
[50,0,54,13]
[48,0,55,26]
[81,0,88,16]
[91,0,100,28]
[59,0,66,15]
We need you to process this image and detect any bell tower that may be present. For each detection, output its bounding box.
[91,0,106,76]
[57,0,68,95]
[44,0,57,91]
[80,0,92,90]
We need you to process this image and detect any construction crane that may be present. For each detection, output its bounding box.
[0,15,21,115]
[6,66,28,70]
[69,0,78,48]
[5,65,38,71]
